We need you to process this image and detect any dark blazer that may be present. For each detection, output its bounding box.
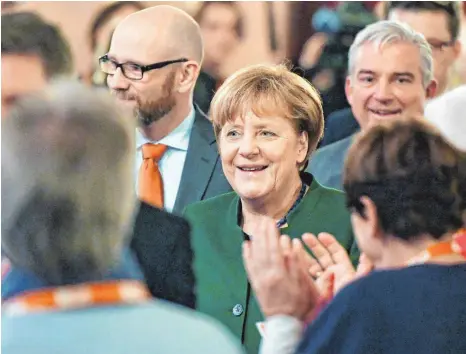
[307,135,354,191]
[320,108,360,148]
[184,173,358,354]
[172,107,232,215]
[130,201,195,309]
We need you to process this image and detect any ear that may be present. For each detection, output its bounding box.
[425,79,437,100]
[345,76,354,106]
[296,131,309,165]
[177,61,200,94]
[452,40,462,60]
[359,196,384,242]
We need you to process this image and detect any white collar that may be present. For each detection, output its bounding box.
[136,107,195,151]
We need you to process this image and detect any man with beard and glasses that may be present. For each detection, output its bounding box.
[101,5,232,216]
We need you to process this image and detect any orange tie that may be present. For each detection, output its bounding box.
[138,143,167,208]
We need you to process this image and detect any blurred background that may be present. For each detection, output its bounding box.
[3,1,466,118]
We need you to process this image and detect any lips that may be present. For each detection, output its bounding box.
[368,108,402,116]
[237,165,268,172]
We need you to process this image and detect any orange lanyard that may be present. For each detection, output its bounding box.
[407,228,466,265]
[3,280,151,316]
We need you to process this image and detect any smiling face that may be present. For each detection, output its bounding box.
[218,111,308,204]
[106,25,178,127]
[346,41,435,129]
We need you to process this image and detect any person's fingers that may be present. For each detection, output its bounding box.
[302,233,334,269]
[250,217,272,264]
[288,239,303,283]
[314,268,333,295]
[242,241,255,279]
[264,217,282,264]
[294,236,323,277]
[280,235,292,257]
[318,232,354,268]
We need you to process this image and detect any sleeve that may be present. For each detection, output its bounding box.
[259,315,303,354]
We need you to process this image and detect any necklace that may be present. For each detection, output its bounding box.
[276,182,307,228]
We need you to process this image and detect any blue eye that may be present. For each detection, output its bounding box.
[260,130,276,137]
[226,130,240,137]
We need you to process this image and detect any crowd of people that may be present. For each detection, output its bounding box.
[2,2,466,354]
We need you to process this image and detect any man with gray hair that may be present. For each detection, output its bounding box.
[307,20,437,190]
[1,82,243,354]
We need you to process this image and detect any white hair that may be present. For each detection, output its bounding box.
[348,20,434,88]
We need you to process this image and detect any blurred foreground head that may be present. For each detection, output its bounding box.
[1,11,73,117]
[1,82,136,285]
[344,117,466,262]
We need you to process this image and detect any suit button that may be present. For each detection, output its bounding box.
[232,304,244,316]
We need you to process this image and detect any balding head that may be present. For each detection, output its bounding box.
[114,5,203,64]
[106,5,204,131]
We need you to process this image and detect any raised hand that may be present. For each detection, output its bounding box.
[301,232,372,295]
[242,217,320,320]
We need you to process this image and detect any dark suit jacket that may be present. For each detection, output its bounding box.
[184,173,358,354]
[307,135,354,191]
[172,107,232,215]
[193,71,217,114]
[130,201,195,309]
[320,108,360,148]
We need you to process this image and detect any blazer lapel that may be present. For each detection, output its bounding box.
[173,107,219,214]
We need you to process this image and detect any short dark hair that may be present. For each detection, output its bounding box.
[89,1,144,51]
[1,11,73,78]
[344,118,466,241]
[384,1,462,40]
[194,1,244,38]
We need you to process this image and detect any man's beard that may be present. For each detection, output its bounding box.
[133,71,177,127]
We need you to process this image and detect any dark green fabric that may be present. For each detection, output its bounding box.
[184,177,358,354]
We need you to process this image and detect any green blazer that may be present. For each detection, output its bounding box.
[184,174,358,354]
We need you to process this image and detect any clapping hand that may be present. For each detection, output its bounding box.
[301,233,374,296]
[242,217,320,321]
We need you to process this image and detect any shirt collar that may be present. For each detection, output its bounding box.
[136,106,196,151]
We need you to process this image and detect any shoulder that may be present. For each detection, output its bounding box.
[326,107,354,123]
[184,192,237,220]
[141,301,244,352]
[310,136,353,172]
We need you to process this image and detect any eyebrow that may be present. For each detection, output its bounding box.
[357,70,415,79]
[392,72,415,79]
[106,54,144,66]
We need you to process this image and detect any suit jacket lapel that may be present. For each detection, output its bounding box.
[173,107,218,214]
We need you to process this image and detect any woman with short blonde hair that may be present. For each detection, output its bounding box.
[185,63,357,354]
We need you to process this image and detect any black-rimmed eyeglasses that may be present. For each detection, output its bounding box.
[99,55,188,80]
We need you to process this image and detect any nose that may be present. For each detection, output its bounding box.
[373,79,394,103]
[238,133,259,158]
[107,67,130,90]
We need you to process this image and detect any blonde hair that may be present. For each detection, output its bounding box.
[210,64,324,167]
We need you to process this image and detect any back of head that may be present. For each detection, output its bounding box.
[344,118,466,241]
[1,82,136,285]
[348,20,434,88]
[1,11,73,78]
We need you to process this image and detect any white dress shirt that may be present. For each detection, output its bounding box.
[135,108,195,212]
